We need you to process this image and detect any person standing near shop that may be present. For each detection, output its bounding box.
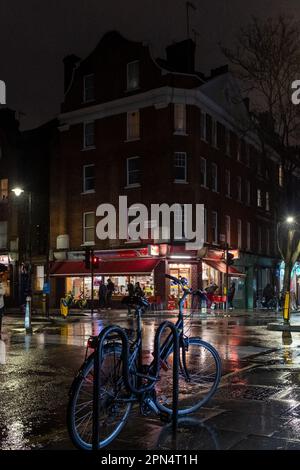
[134,282,144,297]
[228,281,236,310]
[98,280,107,311]
[127,281,134,297]
[106,278,115,309]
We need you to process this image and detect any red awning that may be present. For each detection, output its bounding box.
[203,259,245,277]
[50,259,161,276]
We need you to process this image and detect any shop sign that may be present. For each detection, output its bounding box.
[148,245,160,256]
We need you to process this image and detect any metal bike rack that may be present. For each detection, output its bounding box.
[92,321,180,450]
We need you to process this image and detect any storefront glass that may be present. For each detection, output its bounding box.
[202,262,219,290]
[169,263,192,306]
[65,274,154,300]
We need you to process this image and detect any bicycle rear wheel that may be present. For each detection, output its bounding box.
[67,344,133,449]
[155,337,221,415]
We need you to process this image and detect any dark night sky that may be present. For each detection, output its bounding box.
[0,0,299,129]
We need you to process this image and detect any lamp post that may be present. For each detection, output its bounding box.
[11,187,33,333]
[277,215,299,325]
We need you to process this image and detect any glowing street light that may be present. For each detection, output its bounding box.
[286,216,295,224]
[11,187,25,197]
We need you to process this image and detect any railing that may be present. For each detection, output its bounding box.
[92,321,179,450]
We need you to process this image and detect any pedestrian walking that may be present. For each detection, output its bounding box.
[134,282,144,297]
[228,281,236,309]
[98,280,107,311]
[106,278,115,309]
[127,282,134,297]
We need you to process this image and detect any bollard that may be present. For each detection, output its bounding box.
[25,295,32,334]
[283,291,290,324]
[42,293,46,316]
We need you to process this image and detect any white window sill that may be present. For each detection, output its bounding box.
[124,184,141,189]
[81,242,95,246]
[212,189,219,194]
[174,180,189,184]
[124,137,141,143]
[81,190,95,195]
[200,137,208,143]
[81,146,96,151]
[201,184,209,190]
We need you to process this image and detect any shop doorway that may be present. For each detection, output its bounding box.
[169,264,191,307]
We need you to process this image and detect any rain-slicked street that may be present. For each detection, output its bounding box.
[1,310,300,450]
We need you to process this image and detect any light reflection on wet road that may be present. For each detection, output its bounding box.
[0,311,300,450]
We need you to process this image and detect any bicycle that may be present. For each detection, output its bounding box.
[62,291,88,310]
[67,274,222,449]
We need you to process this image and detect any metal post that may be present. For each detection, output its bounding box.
[25,295,32,334]
[225,243,229,313]
[91,248,94,315]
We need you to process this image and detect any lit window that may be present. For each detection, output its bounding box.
[0,178,8,200]
[83,165,95,193]
[174,152,187,182]
[83,74,95,102]
[174,104,186,134]
[266,191,270,211]
[279,165,284,187]
[127,61,139,90]
[83,121,95,148]
[83,212,95,244]
[127,157,141,186]
[35,265,44,291]
[127,110,140,140]
[0,221,8,249]
[257,189,262,207]
[211,163,218,192]
[200,158,207,187]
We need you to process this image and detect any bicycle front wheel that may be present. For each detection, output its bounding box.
[67,344,133,449]
[155,337,221,415]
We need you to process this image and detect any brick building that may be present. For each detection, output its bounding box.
[49,31,284,309]
[0,108,57,308]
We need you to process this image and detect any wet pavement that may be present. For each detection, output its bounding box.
[1,309,300,450]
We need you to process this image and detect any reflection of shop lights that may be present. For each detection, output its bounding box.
[169,255,192,260]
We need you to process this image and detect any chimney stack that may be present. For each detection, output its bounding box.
[63,54,80,93]
[166,39,196,74]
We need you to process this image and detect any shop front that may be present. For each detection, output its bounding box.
[50,255,159,308]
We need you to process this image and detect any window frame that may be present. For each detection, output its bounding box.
[174,152,187,183]
[83,74,95,103]
[126,110,140,141]
[126,60,140,91]
[83,211,95,245]
[83,164,95,194]
[211,162,218,192]
[174,104,187,134]
[83,121,95,149]
[126,156,141,187]
[200,157,207,187]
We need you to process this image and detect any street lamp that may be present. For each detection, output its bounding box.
[286,216,295,224]
[11,186,33,333]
